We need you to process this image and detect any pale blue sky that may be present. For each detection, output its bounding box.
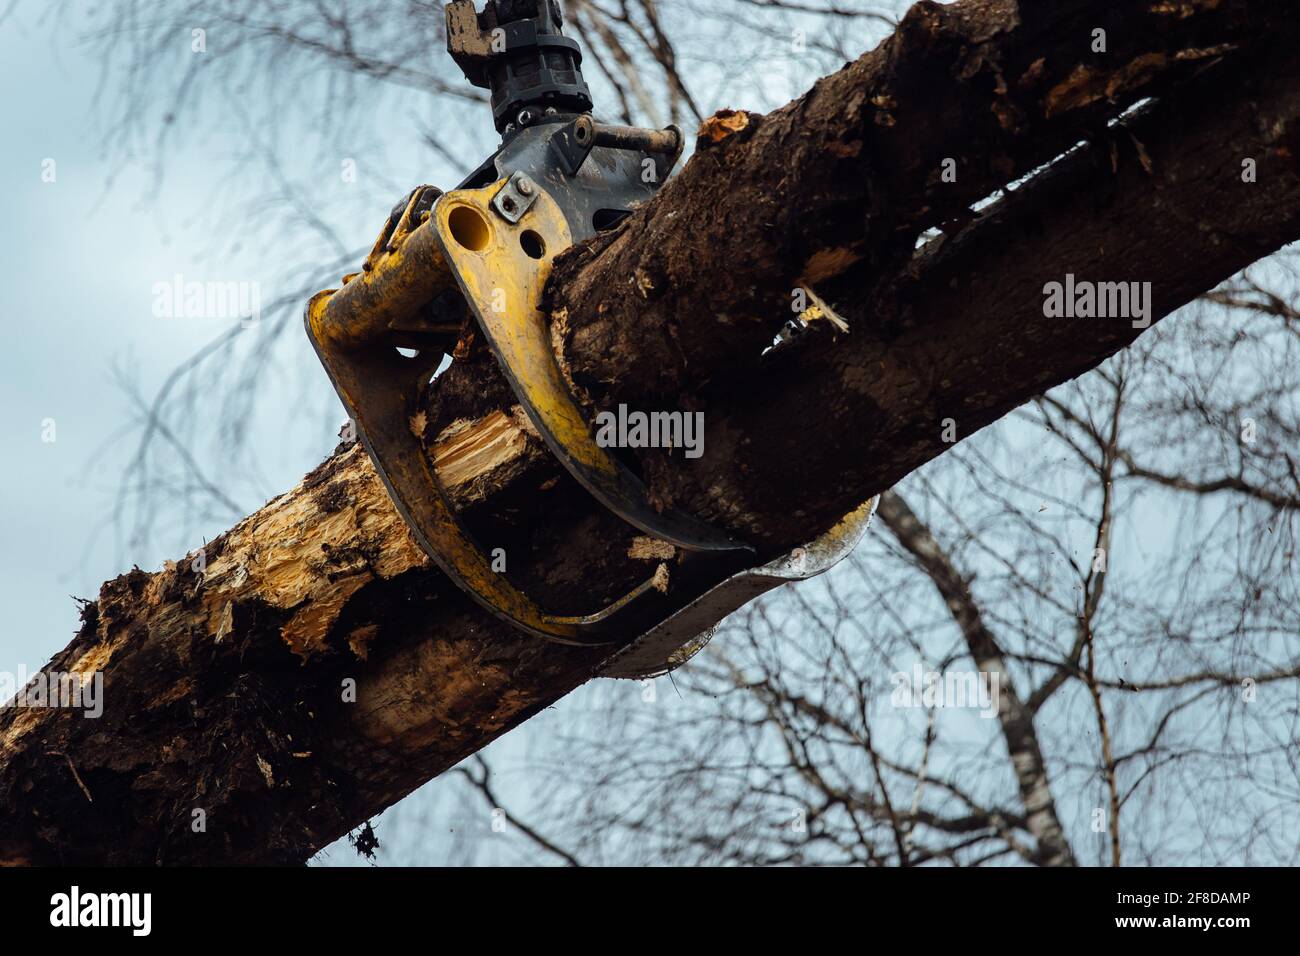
[0,12,304,672]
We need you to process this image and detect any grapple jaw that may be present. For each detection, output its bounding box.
[304,1,876,668]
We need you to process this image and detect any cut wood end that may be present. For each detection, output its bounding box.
[652,563,671,594]
[184,410,540,663]
[431,408,533,490]
[628,536,677,561]
[698,109,750,146]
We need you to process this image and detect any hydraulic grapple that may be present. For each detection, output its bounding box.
[305,0,874,677]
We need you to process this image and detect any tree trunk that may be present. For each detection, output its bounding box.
[4,0,1300,864]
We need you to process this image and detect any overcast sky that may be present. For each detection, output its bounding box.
[4,20,197,666]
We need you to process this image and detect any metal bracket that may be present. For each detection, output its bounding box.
[548,117,594,177]
[491,171,540,224]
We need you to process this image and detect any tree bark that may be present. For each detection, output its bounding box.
[4,0,1300,864]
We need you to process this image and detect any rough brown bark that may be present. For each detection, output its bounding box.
[4,0,1300,865]
[552,0,1290,408]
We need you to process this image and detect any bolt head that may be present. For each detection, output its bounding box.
[516,177,534,196]
[517,109,534,126]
